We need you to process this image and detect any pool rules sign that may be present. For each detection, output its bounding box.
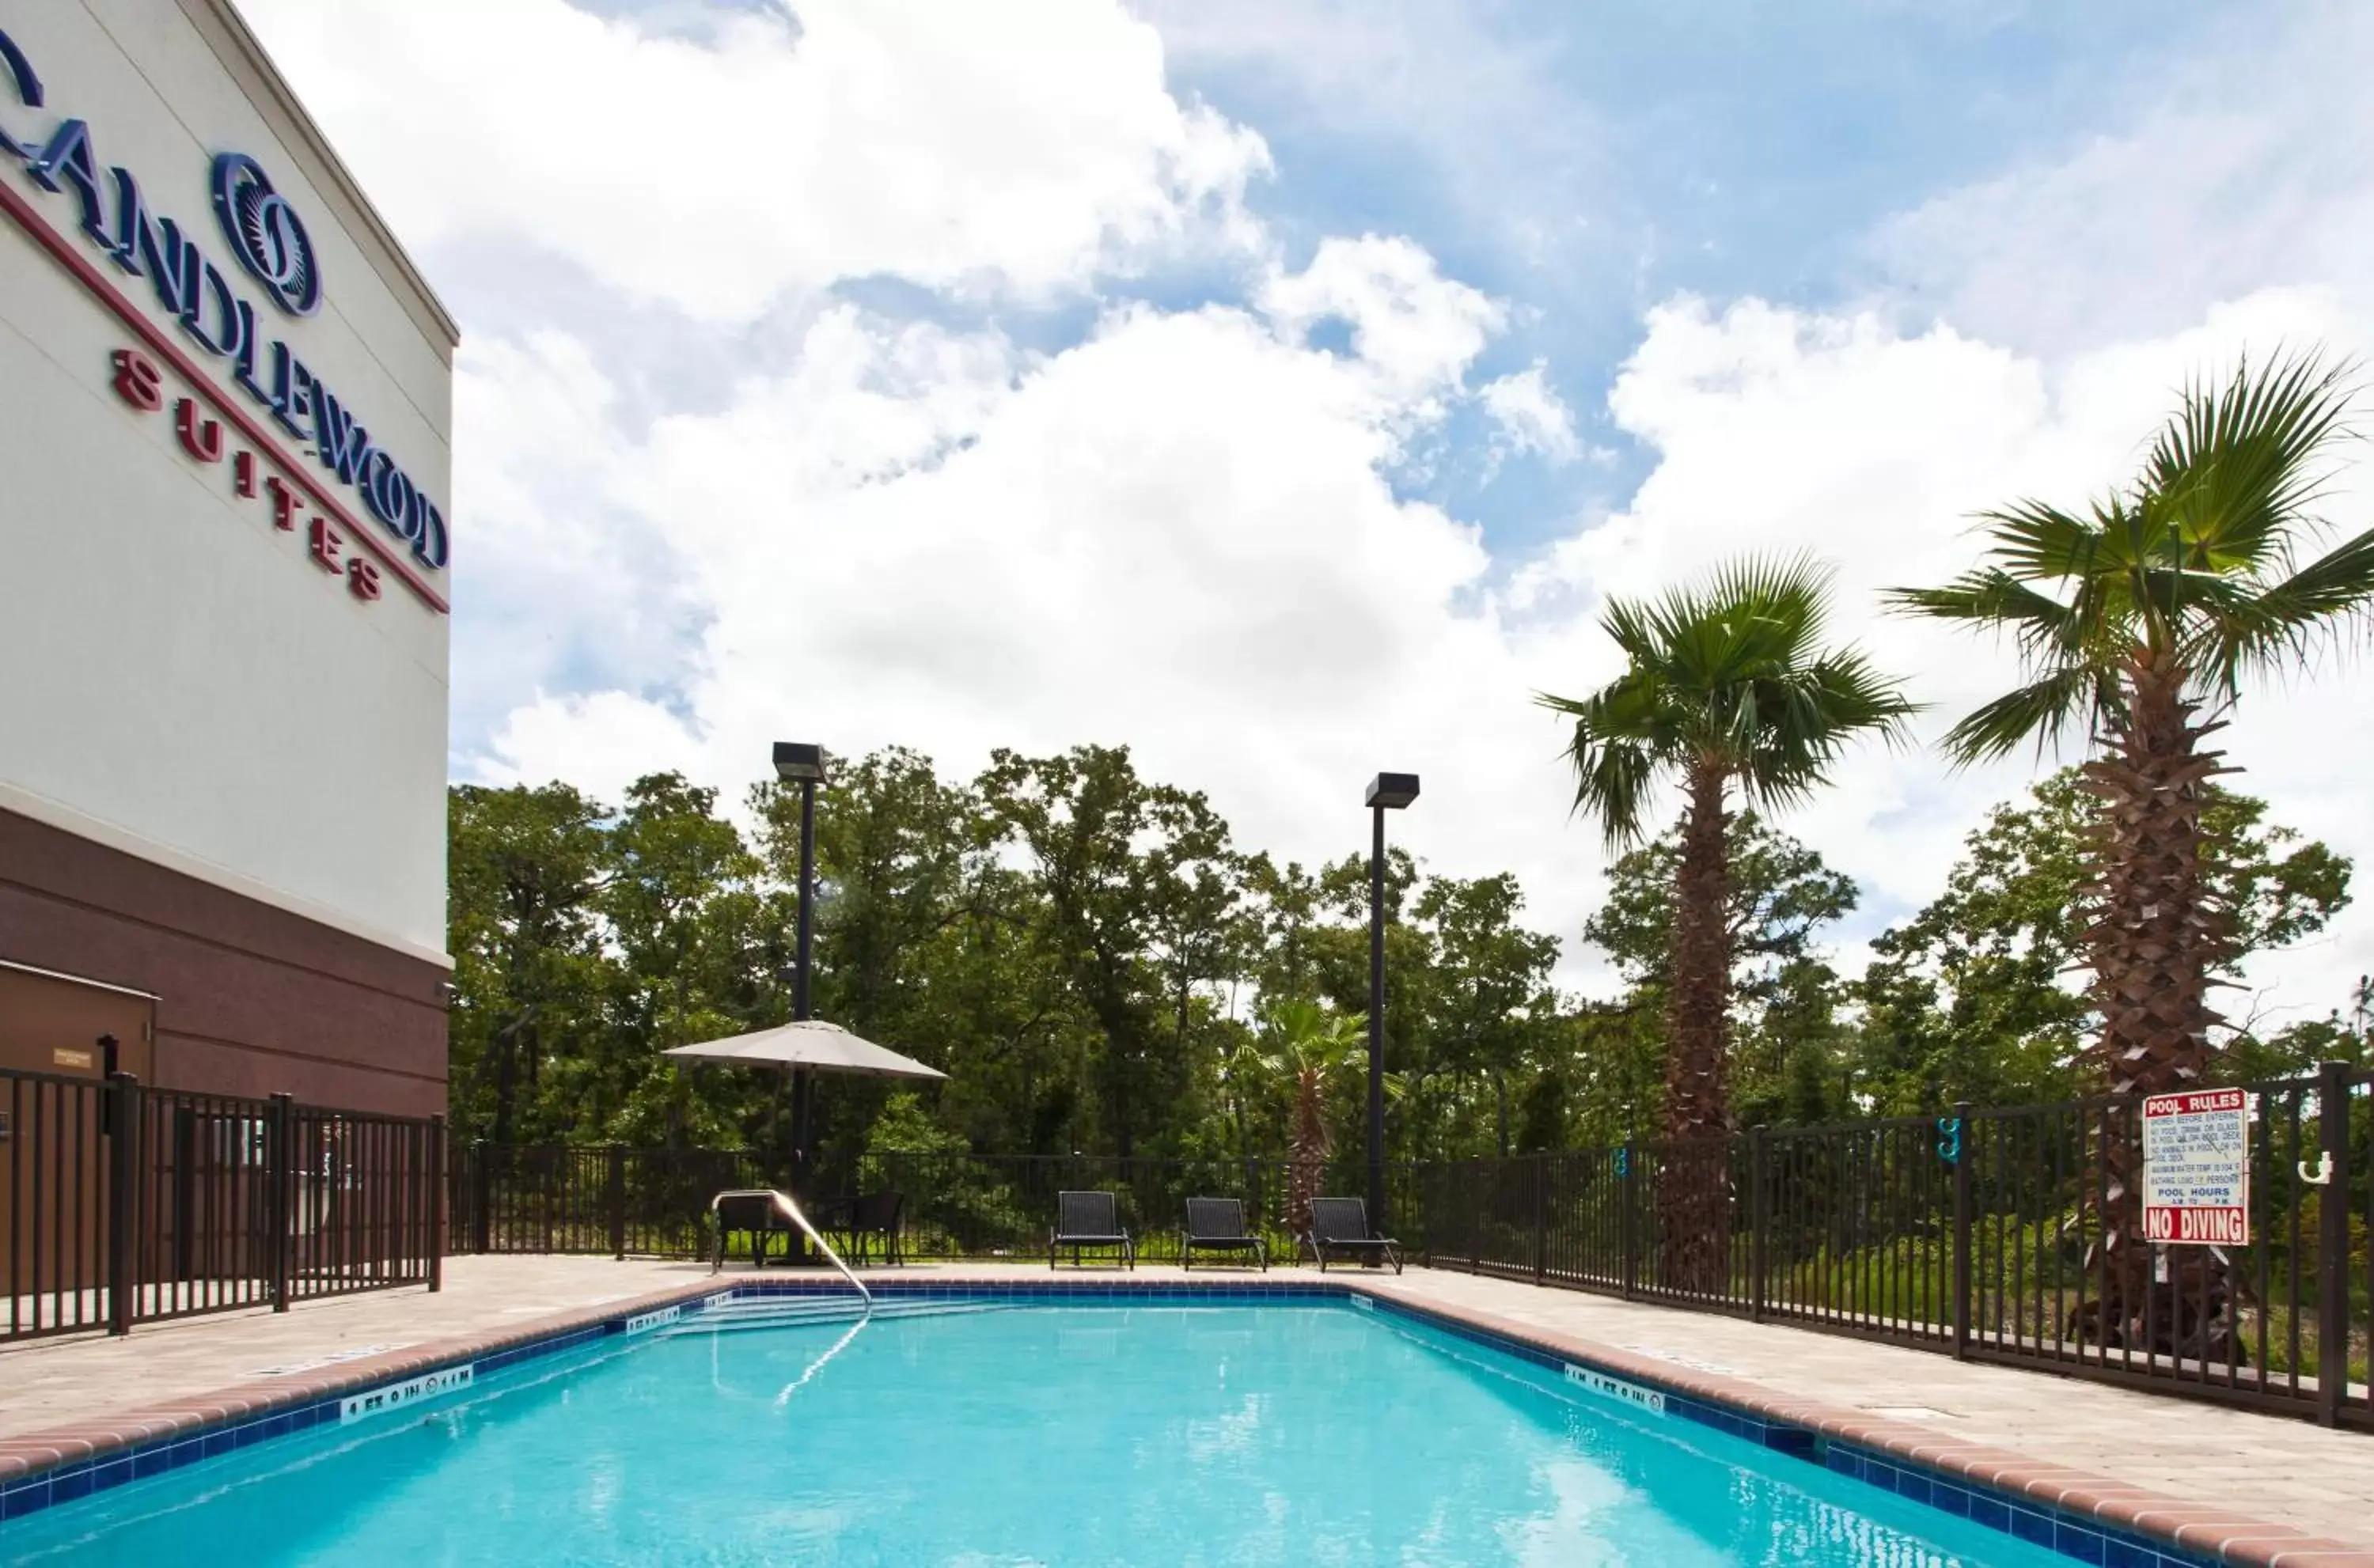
[2141,1088,2251,1245]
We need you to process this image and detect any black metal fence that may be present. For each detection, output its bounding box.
[3,1067,444,1343]
[1421,1064,2372,1430]
[450,1144,1423,1267]
[444,1067,2367,1430]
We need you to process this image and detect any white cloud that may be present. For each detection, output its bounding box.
[472,271,1621,970]
[465,272,2374,1017]
[1134,0,1614,272]
[245,0,1272,320]
[1870,0,2374,355]
[1478,361,1581,465]
[1257,235,1506,419]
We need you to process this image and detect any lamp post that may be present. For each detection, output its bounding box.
[1363,771,1419,1232]
[772,741,829,1163]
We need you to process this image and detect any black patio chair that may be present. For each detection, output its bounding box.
[1179,1197,1267,1271]
[711,1189,797,1272]
[1302,1196,1401,1274]
[843,1191,905,1267]
[1049,1190,1135,1270]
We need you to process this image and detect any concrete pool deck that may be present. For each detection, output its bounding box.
[1,1256,2366,1563]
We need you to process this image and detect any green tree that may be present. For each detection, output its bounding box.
[1855,771,2350,1114]
[1583,813,1859,1132]
[1585,812,1857,1001]
[760,746,979,1047]
[1411,873,1561,1157]
[1894,352,2369,1096]
[601,774,766,1147]
[1894,352,2372,1356]
[977,746,1242,1157]
[1539,557,1916,1290]
[1244,854,1326,1002]
[1253,998,1367,1233]
[1306,846,1426,1157]
[446,782,612,1144]
[1136,786,1251,1135]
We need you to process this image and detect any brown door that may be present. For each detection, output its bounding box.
[0,963,157,1316]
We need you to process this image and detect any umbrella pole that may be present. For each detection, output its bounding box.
[774,1067,792,1161]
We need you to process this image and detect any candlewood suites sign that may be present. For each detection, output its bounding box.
[0,23,449,613]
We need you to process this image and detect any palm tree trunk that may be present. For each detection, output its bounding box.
[2069,655,2239,1361]
[1660,759,1734,1295]
[1287,1068,1330,1237]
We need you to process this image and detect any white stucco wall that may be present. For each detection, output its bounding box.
[0,0,453,962]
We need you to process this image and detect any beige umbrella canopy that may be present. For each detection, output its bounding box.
[662,1019,946,1080]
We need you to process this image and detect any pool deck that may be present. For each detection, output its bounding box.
[1,1256,2367,1563]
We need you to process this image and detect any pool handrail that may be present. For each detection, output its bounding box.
[709,1187,874,1315]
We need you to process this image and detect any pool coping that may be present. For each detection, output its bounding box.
[0,1271,2362,1567]
[1344,1280,2372,1568]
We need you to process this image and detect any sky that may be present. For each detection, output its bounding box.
[243,0,2374,1020]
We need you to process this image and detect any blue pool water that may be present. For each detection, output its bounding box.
[0,1301,2077,1566]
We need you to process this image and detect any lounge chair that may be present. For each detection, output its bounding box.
[1179,1197,1267,1271]
[842,1191,905,1267]
[1303,1196,1401,1274]
[1049,1190,1135,1270]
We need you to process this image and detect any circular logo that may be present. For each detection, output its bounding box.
[210,152,321,317]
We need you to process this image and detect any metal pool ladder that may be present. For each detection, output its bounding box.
[709,1188,872,1316]
[677,1189,1004,1337]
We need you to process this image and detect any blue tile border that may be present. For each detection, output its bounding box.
[0,1275,2258,1566]
[0,1287,738,1528]
[1353,1291,2232,1568]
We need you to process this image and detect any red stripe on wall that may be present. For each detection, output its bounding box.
[0,176,452,615]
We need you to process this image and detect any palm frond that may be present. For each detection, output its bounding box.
[2148,349,2360,571]
[1976,500,2107,582]
[1890,567,2089,654]
[1904,344,2365,753]
[2193,525,2374,691]
[1543,554,1912,843]
[1935,666,2105,766]
[1737,649,1924,810]
[1533,689,1663,850]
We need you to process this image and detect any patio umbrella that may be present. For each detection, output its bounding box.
[662,1021,944,1165]
[662,1020,946,1080]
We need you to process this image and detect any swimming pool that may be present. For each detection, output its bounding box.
[0,1293,2119,1565]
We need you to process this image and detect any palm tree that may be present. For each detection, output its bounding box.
[1254,998,1367,1234]
[1539,556,1916,1293]
[1894,350,2371,1357]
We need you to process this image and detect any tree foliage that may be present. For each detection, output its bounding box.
[446,754,2353,1167]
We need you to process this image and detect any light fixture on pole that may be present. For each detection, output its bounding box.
[772,741,829,1165]
[1363,771,1418,1233]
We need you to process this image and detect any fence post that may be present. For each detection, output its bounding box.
[1951,1100,1972,1362]
[428,1115,446,1293]
[608,1145,628,1261]
[105,1073,141,1336]
[2316,1062,2350,1427]
[1749,1126,1768,1323]
[267,1093,294,1312]
[1531,1154,1548,1284]
[172,1102,196,1286]
[1470,1164,1484,1274]
[472,1140,492,1254]
[1618,1144,1636,1301]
